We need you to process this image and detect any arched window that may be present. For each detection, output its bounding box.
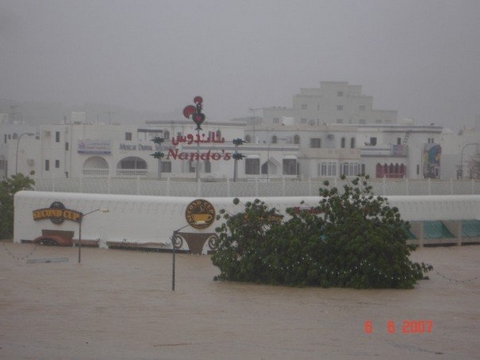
[271,135,277,144]
[294,135,300,144]
[245,135,251,143]
[117,157,147,176]
[163,131,170,140]
[83,156,109,176]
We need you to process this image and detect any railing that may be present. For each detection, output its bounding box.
[34,177,480,197]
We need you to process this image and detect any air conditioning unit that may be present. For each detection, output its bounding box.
[327,134,334,140]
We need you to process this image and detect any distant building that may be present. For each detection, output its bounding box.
[2,81,479,182]
[262,81,397,126]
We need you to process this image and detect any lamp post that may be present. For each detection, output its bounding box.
[170,221,205,291]
[15,133,34,174]
[78,208,109,263]
[460,143,479,179]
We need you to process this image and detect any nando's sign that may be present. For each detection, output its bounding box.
[33,202,82,225]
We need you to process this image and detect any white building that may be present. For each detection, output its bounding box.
[3,81,479,182]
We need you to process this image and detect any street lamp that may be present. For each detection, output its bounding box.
[170,221,205,291]
[78,208,109,263]
[460,143,479,179]
[15,133,34,174]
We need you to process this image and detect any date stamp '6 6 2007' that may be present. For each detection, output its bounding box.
[365,320,433,334]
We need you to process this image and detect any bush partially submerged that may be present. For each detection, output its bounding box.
[212,175,432,289]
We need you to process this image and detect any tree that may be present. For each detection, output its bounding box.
[0,173,35,239]
[212,175,432,289]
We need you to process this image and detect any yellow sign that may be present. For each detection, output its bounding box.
[33,203,83,224]
[185,199,216,229]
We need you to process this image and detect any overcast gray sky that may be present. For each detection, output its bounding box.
[1,0,479,129]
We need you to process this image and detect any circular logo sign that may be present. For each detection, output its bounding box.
[49,201,66,225]
[185,199,215,230]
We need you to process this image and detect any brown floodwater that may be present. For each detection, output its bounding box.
[0,242,479,359]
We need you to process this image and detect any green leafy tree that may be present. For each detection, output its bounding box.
[0,173,35,239]
[212,175,432,289]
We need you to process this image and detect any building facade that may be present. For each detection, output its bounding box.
[2,81,479,182]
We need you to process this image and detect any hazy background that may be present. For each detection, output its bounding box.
[1,0,479,129]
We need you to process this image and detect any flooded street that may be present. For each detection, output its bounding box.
[1,242,479,359]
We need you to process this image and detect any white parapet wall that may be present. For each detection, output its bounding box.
[14,191,480,253]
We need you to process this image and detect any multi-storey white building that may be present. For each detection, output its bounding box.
[2,81,479,182]
[4,116,300,181]
[262,81,397,126]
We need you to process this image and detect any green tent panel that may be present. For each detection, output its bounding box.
[462,220,480,238]
[423,221,455,239]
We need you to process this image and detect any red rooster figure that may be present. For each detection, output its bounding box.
[183,96,205,130]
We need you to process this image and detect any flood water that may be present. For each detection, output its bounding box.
[0,242,479,359]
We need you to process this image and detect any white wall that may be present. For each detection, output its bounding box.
[15,191,480,253]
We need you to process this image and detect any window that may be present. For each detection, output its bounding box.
[337,105,343,111]
[310,138,321,148]
[370,137,377,146]
[337,91,343,97]
[120,157,147,169]
[204,160,211,173]
[293,135,300,145]
[341,162,360,176]
[375,162,406,178]
[428,138,435,143]
[301,104,308,110]
[271,136,277,144]
[350,138,355,148]
[359,119,366,124]
[273,118,280,124]
[341,137,346,148]
[301,118,307,124]
[55,131,60,142]
[164,131,170,140]
[319,162,336,176]
[65,142,69,151]
[245,158,260,175]
[397,138,402,145]
[336,119,343,124]
[375,119,382,124]
[45,160,50,171]
[161,161,171,173]
[283,159,297,175]
[188,160,196,173]
[245,135,251,143]
[55,160,60,168]
[359,105,366,111]
[125,132,132,141]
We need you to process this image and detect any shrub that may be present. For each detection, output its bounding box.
[212,175,432,289]
[0,173,35,239]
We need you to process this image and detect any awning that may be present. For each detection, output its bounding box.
[423,221,455,239]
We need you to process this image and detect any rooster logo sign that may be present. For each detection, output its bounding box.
[183,96,205,130]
